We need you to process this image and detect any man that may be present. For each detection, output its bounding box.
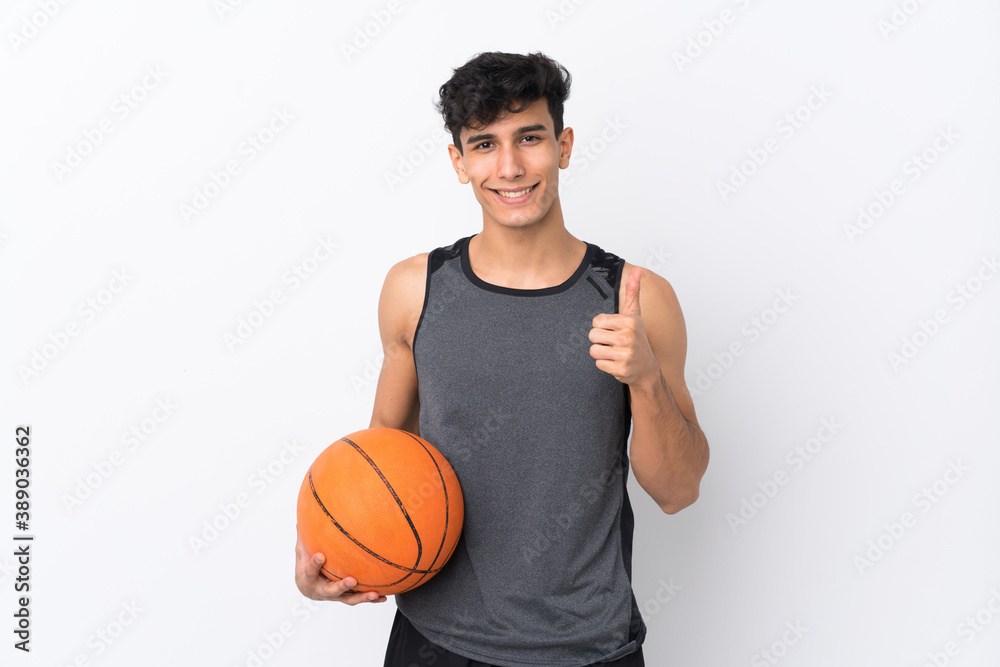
[295,51,709,666]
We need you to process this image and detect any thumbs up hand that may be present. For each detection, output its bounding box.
[589,266,661,388]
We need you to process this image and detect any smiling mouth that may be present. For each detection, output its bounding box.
[491,184,537,198]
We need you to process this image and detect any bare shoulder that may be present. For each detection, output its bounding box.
[379,252,429,348]
[383,252,429,297]
[619,261,682,320]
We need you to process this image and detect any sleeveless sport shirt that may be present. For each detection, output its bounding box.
[396,234,647,666]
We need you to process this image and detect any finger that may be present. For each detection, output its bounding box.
[592,313,623,331]
[589,343,618,361]
[594,358,618,377]
[303,551,326,579]
[318,574,357,601]
[588,327,617,346]
[334,575,358,597]
[340,590,388,605]
[335,577,386,604]
[623,267,642,315]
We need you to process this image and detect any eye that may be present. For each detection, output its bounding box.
[522,135,541,143]
[475,141,493,150]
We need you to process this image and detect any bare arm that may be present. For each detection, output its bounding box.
[589,263,709,514]
[368,253,427,433]
[623,264,709,513]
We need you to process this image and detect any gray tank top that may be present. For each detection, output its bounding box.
[396,234,646,666]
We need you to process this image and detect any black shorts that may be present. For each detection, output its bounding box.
[383,608,646,667]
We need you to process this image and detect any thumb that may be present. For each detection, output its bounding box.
[624,267,642,315]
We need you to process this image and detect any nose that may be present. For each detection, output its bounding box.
[495,144,524,180]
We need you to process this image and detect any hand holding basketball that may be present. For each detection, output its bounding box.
[589,267,659,388]
[296,428,464,597]
[294,531,387,605]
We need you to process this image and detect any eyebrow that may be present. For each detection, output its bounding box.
[465,123,548,146]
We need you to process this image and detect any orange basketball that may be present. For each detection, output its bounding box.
[296,427,464,596]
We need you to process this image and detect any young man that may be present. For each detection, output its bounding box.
[295,51,709,666]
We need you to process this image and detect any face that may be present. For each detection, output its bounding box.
[448,98,573,231]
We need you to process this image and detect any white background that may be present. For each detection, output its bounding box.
[2,1,999,665]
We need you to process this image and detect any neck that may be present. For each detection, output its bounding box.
[469,200,586,290]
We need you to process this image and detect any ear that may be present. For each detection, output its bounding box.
[447,144,470,184]
[558,126,574,169]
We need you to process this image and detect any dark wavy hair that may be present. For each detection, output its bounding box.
[436,51,572,155]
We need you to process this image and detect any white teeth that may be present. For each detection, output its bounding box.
[496,185,534,198]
